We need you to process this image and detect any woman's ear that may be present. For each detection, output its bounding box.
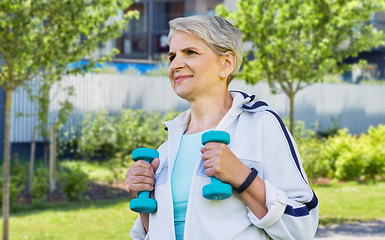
[220,51,236,79]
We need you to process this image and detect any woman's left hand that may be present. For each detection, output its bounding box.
[200,142,250,188]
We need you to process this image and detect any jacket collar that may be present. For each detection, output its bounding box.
[163,91,254,130]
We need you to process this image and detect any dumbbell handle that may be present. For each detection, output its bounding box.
[202,131,232,200]
[130,148,159,213]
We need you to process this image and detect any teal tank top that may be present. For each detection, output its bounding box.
[171,129,212,240]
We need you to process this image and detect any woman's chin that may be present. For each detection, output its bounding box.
[173,89,193,101]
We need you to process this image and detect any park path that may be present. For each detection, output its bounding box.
[314,219,385,239]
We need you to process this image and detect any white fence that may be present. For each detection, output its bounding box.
[11,74,385,142]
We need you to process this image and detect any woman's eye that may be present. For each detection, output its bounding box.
[169,56,175,62]
[187,50,196,55]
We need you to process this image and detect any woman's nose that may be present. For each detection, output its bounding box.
[169,55,185,71]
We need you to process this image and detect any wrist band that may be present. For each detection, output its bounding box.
[235,168,258,194]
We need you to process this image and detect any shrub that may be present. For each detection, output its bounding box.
[334,148,366,181]
[0,170,25,206]
[319,129,356,179]
[315,125,385,181]
[60,164,89,201]
[60,109,179,162]
[292,120,326,180]
[298,137,329,181]
[361,124,385,179]
[107,152,131,184]
[10,153,28,184]
[31,166,48,203]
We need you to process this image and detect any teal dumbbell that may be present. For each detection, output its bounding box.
[201,131,232,200]
[129,148,159,213]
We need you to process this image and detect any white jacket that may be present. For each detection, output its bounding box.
[130,91,319,240]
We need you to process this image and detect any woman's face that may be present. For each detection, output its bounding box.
[167,31,224,101]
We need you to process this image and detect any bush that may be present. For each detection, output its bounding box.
[291,120,327,181]
[10,153,28,184]
[334,148,366,181]
[0,170,25,206]
[59,109,179,162]
[318,129,356,179]
[60,164,89,201]
[31,166,48,203]
[296,123,385,182]
[361,124,385,179]
[107,152,131,184]
[0,154,29,205]
[298,137,329,181]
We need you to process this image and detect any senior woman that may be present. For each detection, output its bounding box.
[126,15,319,240]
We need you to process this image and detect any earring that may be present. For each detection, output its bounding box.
[222,74,226,78]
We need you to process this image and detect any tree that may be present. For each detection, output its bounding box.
[217,0,385,134]
[0,1,138,239]
[24,75,75,193]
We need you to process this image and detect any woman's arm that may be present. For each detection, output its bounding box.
[201,143,268,219]
[201,111,319,239]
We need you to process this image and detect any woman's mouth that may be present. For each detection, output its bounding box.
[175,75,192,83]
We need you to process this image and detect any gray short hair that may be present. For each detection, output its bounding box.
[168,15,243,85]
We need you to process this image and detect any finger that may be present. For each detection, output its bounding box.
[126,175,155,190]
[126,174,156,196]
[202,148,218,161]
[126,162,156,184]
[127,183,155,198]
[203,142,219,151]
[204,166,216,177]
[202,158,213,169]
[151,158,160,172]
[133,160,153,170]
[130,167,156,180]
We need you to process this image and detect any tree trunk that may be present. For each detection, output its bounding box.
[289,90,295,136]
[29,127,36,193]
[2,89,13,240]
[49,126,56,193]
[43,142,48,168]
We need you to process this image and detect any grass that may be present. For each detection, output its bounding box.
[4,158,385,239]
[2,200,138,240]
[2,181,384,239]
[60,160,128,182]
[312,181,385,225]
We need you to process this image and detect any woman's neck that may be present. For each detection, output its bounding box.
[184,91,232,135]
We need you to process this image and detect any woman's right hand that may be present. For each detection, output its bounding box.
[126,158,160,198]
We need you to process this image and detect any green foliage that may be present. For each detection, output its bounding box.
[10,153,28,184]
[108,153,131,184]
[320,129,356,179]
[0,169,25,206]
[62,109,179,161]
[0,1,138,235]
[60,160,112,182]
[0,0,139,90]
[0,155,27,206]
[334,147,366,181]
[31,166,48,203]
[217,0,385,132]
[297,124,385,181]
[322,74,346,84]
[60,164,89,201]
[361,125,385,179]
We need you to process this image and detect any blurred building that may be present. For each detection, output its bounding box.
[94,0,385,82]
[94,0,227,73]
[342,12,385,82]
